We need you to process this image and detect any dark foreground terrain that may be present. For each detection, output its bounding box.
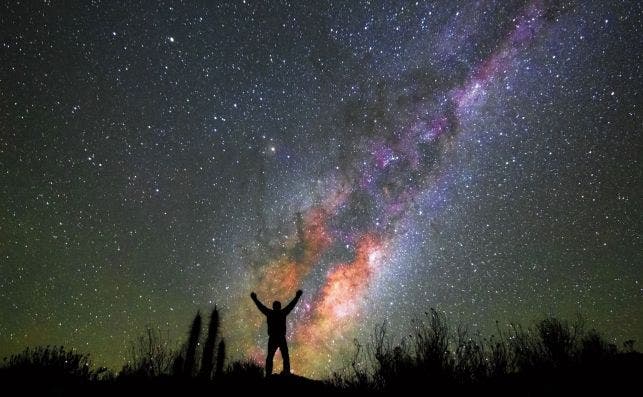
[2,314,642,396]
[1,357,642,397]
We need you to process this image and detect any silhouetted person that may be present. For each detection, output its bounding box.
[251,290,302,376]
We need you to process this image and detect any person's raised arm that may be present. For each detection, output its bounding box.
[284,289,303,314]
[250,292,270,315]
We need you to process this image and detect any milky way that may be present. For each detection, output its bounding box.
[227,0,641,376]
[1,1,641,378]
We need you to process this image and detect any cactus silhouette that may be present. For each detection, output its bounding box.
[215,339,225,378]
[171,351,185,377]
[183,311,202,377]
[199,307,219,379]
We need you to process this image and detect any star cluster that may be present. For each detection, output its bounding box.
[1,1,640,378]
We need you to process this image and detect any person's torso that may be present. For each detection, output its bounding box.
[267,311,287,336]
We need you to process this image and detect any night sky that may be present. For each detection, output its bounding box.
[1,0,641,378]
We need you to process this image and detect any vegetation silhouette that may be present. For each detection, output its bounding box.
[1,307,641,396]
[251,289,303,376]
[183,311,202,377]
[199,307,219,379]
[331,309,642,395]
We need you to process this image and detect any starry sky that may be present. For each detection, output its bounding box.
[1,0,641,378]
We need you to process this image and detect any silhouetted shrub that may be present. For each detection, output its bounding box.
[225,360,264,383]
[121,327,177,377]
[508,316,586,374]
[3,309,638,395]
[581,329,617,364]
[1,345,108,383]
[622,339,636,353]
[333,310,631,393]
[120,306,227,380]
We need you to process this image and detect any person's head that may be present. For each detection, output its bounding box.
[272,301,281,310]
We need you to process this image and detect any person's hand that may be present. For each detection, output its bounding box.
[296,289,303,297]
[251,292,257,299]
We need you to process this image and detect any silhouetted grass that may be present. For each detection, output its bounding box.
[225,360,265,383]
[0,345,110,392]
[331,309,642,395]
[120,327,177,378]
[1,310,641,396]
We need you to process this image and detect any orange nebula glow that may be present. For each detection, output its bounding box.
[229,191,387,378]
[253,206,333,299]
[291,234,385,376]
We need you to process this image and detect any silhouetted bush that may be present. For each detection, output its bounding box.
[225,360,264,383]
[2,310,639,396]
[332,310,637,394]
[120,306,226,381]
[0,345,108,384]
[121,327,177,377]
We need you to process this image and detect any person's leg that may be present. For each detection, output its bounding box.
[280,336,291,374]
[266,337,278,376]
